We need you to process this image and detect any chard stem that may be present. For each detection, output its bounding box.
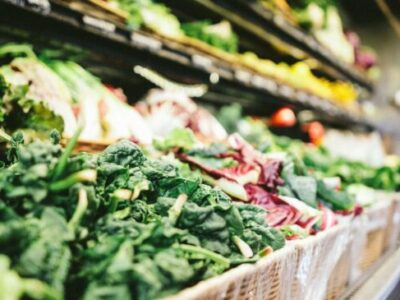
[175,244,230,268]
[0,129,12,142]
[233,236,253,258]
[68,189,88,232]
[109,189,132,213]
[51,126,82,181]
[168,194,187,224]
[49,169,96,192]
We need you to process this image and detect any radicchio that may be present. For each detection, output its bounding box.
[179,133,320,236]
[258,160,284,191]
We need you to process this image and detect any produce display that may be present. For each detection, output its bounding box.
[260,0,377,72]
[216,107,400,202]
[0,72,397,299]
[1,1,398,299]
[0,131,285,299]
[181,20,239,54]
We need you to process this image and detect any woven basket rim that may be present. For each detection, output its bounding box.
[162,242,298,300]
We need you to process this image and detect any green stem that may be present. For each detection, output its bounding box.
[51,126,82,181]
[175,244,230,268]
[0,129,12,142]
[108,189,132,213]
[49,169,96,192]
[168,194,187,224]
[68,189,88,232]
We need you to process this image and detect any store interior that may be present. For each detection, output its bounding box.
[0,0,400,299]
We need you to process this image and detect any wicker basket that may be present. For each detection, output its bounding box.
[325,251,350,300]
[75,140,112,153]
[164,244,299,300]
[61,138,113,153]
[325,216,368,300]
[359,201,392,272]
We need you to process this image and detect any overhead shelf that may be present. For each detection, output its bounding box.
[0,0,374,130]
[165,0,374,91]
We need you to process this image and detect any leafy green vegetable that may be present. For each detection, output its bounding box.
[116,0,183,38]
[0,134,284,300]
[0,255,59,300]
[182,20,239,53]
[317,180,354,211]
[153,128,197,151]
[217,103,242,134]
[0,74,64,135]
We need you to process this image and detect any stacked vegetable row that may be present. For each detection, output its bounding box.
[60,0,360,107]
[261,0,377,72]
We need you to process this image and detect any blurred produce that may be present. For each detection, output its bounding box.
[0,44,153,144]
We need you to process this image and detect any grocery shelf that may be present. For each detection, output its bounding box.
[165,0,374,91]
[0,0,374,130]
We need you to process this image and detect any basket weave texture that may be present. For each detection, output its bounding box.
[290,224,351,300]
[166,225,352,300]
[164,244,298,300]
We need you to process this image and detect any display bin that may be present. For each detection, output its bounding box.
[325,216,367,299]
[62,139,112,153]
[325,250,350,300]
[164,243,299,300]
[359,201,392,271]
[290,224,351,300]
[382,193,400,251]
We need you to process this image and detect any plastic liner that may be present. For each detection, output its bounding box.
[289,224,351,300]
[348,216,368,283]
[359,200,392,272]
[382,192,400,251]
[326,219,362,299]
[325,247,351,300]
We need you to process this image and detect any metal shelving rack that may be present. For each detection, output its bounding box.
[0,0,375,130]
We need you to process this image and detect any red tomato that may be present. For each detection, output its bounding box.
[270,107,296,127]
[304,122,324,145]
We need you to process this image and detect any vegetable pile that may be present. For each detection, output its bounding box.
[0,44,152,144]
[153,122,360,239]
[0,130,285,300]
[218,109,397,207]
[181,20,239,53]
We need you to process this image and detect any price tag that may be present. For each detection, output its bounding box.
[192,54,213,69]
[4,0,25,7]
[309,95,322,108]
[321,100,334,111]
[252,75,265,88]
[297,91,308,103]
[131,32,162,51]
[273,15,285,26]
[263,78,278,92]
[26,0,50,13]
[83,15,116,33]
[280,85,295,98]
[234,69,252,84]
